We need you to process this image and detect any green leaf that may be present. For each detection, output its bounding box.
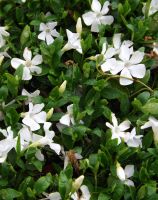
[34,173,52,194]
[0,188,22,200]
[142,98,158,115]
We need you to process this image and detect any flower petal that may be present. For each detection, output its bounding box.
[51,29,60,37]
[120,68,133,85]
[46,33,54,45]
[11,58,25,69]
[60,114,71,126]
[82,12,96,26]
[32,55,43,65]
[129,51,144,64]
[30,66,42,74]
[38,31,46,41]
[101,58,116,72]
[100,15,114,25]
[49,143,61,155]
[47,22,57,30]
[124,165,134,178]
[119,45,131,62]
[91,0,101,12]
[124,179,134,187]
[35,149,44,161]
[32,103,44,114]
[113,33,121,50]
[39,23,47,31]
[22,67,32,80]
[22,116,40,131]
[33,111,46,123]
[101,1,110,14]
[119,120,131,131]
[129,64,146,78]
[23,47,32,61]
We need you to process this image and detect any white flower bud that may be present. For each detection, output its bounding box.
[116,162,125,181]
[46,108,54,120]
[72,175,84,191]
[0,56,4,66]
[59,80,67,94]
[76,17,82,35]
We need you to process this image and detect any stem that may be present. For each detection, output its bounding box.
[97,69,154,93]
[94,172,97,191]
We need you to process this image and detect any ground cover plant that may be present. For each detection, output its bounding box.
[0,0,158,199]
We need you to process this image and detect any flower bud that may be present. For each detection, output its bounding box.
[46,108,54,120]
[116,162,125,181]
[59,80,67,94]
[72,175,84,191]
[0,56,4,66]
[76,17,82,35]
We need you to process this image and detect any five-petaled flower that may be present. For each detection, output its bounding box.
[82,0,114,32]
[21,102,46,131]
[106,113,131,144]
[22,88,40,105]
[11,47,43,80]
[59,104,75,126]
[38,22,60,45]
[62,18,82,54]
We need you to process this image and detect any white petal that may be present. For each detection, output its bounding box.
[38,31,46,41]
[104,47,116,59]
[0,155,7,163]
[59,114,71,126]
[49,143,61,155]
[101,1,110,14]
[99,15,114,25]
[91,0,101,12]
[32,55,43,65]
[130,51,144,64]
[33,111,47,123]
[106,122,114,129]
[125,165,134,178]
[124,179,134,186]
[22,67,32,80]
[111,113,118,127]
[141,121,152,129]
[128,64,146,78]
[22,89,29,96]
[120,68,133,85]
[75,153,83,160]
[101,58,116,72]
[35,149,44,161]
[22,117,40,131]
[11,58,25,69]
[119,45,131,62]
[19,126,32,142]
[119,120,131,131]
[110,60,124,75]
[117,163,126,181]
[47,22,57,30]
[51,29,60,37]
[39,23,47,31]
[46,33,54,45]
[30,66,42,74]
[80,185,91,200]
[113,33,121,50]
[48,192,62,200]
[23,47,32,61]
[82,12,96,26]
[32,103,44,114]
[64,155,69,169]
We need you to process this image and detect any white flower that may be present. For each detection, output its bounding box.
[106,113,131,144]
[101,34,133,60]
[62,18,82,54]
[11,47,43,80]
[71,185,91,200]
[0,127,16,163]
[116,162,134,186]
[19,122,61,159]
[38,22,59,45]
[0,26,10,48]
[82,0,114,32]
[124,128,143,148]
[142,0,158,16]
[21,102,46,131]
[101,44,146,85]
[22,88,40,105]
[59,104,75,126]
[141,116,158,144]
